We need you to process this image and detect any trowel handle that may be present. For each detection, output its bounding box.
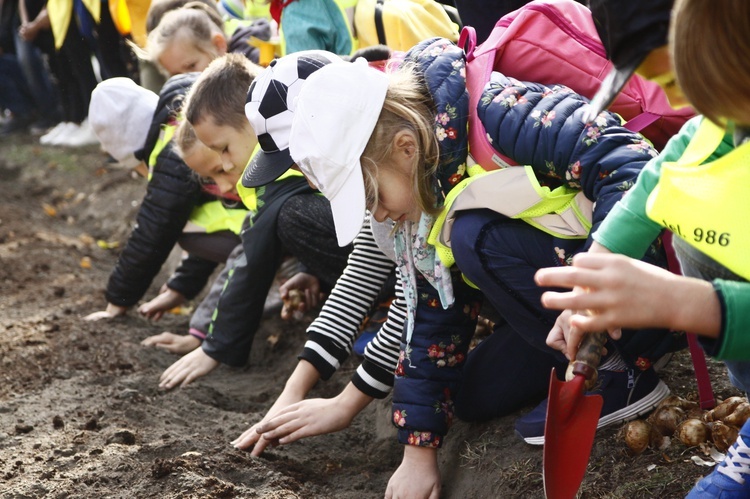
[570,331,608,389]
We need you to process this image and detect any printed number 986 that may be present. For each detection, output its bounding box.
[694,228,730,246]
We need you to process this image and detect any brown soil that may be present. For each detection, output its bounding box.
[0,134,742,498]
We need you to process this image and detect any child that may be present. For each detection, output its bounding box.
[85,75,248,354]
[273,38,680,497]
[228,50,410,456]
[142,1,271,77]
[157,53,354,388]
[533,1,750,496]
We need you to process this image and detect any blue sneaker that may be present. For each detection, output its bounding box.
[353,299,392,357]
[514,367,670,445]
[687,419,750,498]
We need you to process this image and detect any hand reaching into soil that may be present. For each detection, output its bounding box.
[83,302,128,321]
[141,332,201,355]
[138,284,186,321]
[231,360,322,455]
[385,446,441,499]
[159,347,219,389]
[279,272,324,321]
[238,382,373,454]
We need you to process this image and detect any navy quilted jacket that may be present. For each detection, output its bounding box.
[390,38,658,447]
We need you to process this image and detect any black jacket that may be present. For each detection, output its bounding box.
[105,73,219,307]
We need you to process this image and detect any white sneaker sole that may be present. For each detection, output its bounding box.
[522,380,671,446]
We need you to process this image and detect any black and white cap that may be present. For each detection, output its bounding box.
[242,50,343,188]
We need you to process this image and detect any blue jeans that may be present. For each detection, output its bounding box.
[451,210,678,421]
[672,237,750,393]
[0,55,34,117]
[13,29,60,116]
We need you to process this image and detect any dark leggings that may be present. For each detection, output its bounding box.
[451,209,676,422]
[50,22,98,123]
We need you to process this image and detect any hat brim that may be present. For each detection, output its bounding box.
[583,60,640,124]
[327,159,366,247]
[241,148,294,188]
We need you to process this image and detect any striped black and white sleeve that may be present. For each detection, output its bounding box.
[299,216,398,397]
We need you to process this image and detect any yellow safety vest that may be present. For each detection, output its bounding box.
[235,151,306,213]
[149,124,247,236]
[429,157,592,269]
[646,118,750,279]
[47,0,100,49]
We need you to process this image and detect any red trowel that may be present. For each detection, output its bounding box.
[543,331,607,499]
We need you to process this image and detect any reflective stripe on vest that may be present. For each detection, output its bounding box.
[279,0,358,56]
[148,124,176,181]
[429,156,592,269]
[184,200,247,235]
[235,143,306,212]
[646,118,750,280]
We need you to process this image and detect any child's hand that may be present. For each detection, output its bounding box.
[536,252,693,359]
[83,303,128,321]
[385,446,441,499]
[238,383,372,455]
[231,360,323,455]
[159,348,219,389]
[141,332,201,355]
[279,272,323,321]
[231,389,307,455]
[138,285,186,321]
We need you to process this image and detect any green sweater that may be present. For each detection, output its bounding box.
[594,116,750,360]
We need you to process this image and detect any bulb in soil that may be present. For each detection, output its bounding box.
[623,419,661,455]
[677,418,709,447]
[704,396,746,422]
[283,289,305,321]
[711,421,740,452]
[648,405,686,436]
[657,394,699,411]
[722,402,750,427]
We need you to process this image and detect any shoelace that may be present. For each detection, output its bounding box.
[718,436,750,484]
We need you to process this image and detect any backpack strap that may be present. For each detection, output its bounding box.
[458,25,477,60]
[623,111,661,134]
[374,0,387,45]
[662,231,716,410]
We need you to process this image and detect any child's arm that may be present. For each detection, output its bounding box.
[102,142,203,311]
[537,246,721,360]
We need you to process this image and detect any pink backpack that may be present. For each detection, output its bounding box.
[459,0,695,170]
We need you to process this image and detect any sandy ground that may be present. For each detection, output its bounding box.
[0,134,743,498]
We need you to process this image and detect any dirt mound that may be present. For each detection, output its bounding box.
[0,134,739,498]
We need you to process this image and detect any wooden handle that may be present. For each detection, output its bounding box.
[565,331,608,390]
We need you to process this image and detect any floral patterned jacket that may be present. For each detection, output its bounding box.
[478,72,658,246]
[390,38,660,449]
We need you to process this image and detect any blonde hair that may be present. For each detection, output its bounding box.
[183,53,261,130]
[671,0,750,125]
[173,117,200,159]
[143,2,226,74]
[361,64,440,215]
